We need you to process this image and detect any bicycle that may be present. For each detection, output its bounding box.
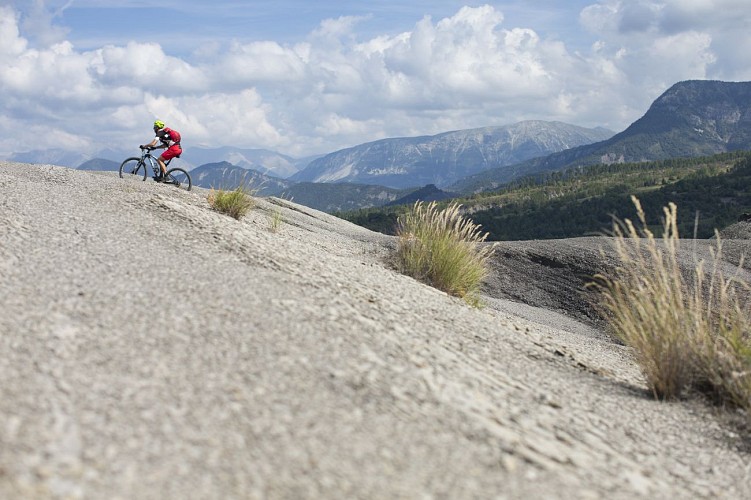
[119,147,192,191]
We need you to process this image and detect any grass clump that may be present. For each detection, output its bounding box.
[395,201,495,306]
[208,185,255,220]
[269,206,283,232]
[591,196,751,414]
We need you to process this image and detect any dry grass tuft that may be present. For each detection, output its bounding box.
[208,185,255,220]
[591,196,751,413]
[395,201,495,306]
[269,206,283,232]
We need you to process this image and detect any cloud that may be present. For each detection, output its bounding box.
[1,2,750,159]
[0,6,28,56]
[581,0,749,36]
[19,0,70,46]
[93,42,208,92]
[212,41,309,87]
[579,0,751,90]
[658,0,750,33]
[153,90,286,149]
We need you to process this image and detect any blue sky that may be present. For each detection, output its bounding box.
[1,0,750,158]
[55,1,596,53]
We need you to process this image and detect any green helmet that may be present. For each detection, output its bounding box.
[153,120,165,130]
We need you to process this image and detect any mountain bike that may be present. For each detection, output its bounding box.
[119,147,192,191]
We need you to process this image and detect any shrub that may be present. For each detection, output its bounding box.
[691,257,751,411]
[591,196,751,412]
[395,201,495,306]
[208,185,255,220]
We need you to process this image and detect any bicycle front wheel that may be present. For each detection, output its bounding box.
[164,167,192,191]
[119,157,148,181]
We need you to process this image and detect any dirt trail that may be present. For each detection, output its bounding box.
[1,163,749,498]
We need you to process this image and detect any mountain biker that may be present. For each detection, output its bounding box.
[141,120,182,182]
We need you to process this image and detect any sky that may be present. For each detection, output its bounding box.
[1,0,750,159]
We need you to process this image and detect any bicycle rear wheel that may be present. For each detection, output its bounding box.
[119,157,147,181]
[164,167,192,191]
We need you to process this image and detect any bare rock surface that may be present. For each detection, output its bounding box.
[1,162,750,498]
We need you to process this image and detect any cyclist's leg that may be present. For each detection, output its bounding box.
[157,145,181,182]
[159,146,181,170]
[155,156,167,178]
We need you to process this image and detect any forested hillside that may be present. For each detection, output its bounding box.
[337,152,751,240]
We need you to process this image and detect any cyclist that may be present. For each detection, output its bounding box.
[141,120,182,182]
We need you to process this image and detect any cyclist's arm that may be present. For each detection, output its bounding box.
[153,133,169,149]
[141,138,163,149]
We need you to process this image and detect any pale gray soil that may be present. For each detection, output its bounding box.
[1,162,750,499]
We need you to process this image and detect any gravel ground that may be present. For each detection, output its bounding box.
[1,162,750,499]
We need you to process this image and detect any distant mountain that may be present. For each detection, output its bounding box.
[290,121,614,189]
[182,147,299,178]
[77,158,120,171]
[281,182,410,213]
[19,146,301,178]
[293,154,325,171]
[190,161,413,212]
[9,149,92,168]
[385,184,458,207]
[451,80,751,193]
[190,162,293,196]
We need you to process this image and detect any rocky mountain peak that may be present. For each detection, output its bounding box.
[628,80,751,145]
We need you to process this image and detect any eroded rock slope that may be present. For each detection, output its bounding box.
[1,163,749,498]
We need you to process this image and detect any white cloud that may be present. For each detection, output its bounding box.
[312,15,369,42]
[18,0,70,47]
[159,90,285,149]
[211,41,308,87]
[0,6,27,56]
[93,42,208,93]
[1,41,102,106]
[1,2,750,160]
[577,0,751,100]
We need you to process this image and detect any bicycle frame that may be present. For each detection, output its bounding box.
[139,148,174,177]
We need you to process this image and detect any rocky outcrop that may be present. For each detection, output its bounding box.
[1,162,749,498]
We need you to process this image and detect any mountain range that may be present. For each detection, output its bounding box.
[6,146,306,179]
[189,161,293,195]
[179,147,305,178]
[7,79,751,212]
[450,80,751,193]
[16,120,612,188]
[26,119,614,213]
[290,121,614,189]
